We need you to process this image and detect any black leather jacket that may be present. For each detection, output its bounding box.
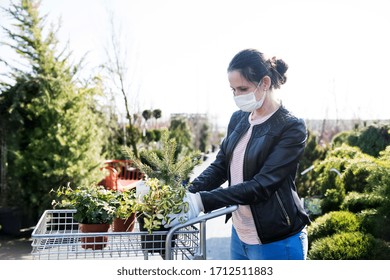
[189,106,310,244]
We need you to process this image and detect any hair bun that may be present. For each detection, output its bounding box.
[267,57,288,89]
[275,58,288,76]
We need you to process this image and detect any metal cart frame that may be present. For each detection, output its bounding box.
[31,205,237,260]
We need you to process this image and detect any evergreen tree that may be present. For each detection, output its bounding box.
[123,130,200,188]
[198,122,210,153]
[152,109,161,120]
[142,109,152,123]
[152,108,161,129]
[169,117,193,159]
[0,0,107,222]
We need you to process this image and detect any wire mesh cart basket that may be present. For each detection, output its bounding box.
[31,205,237,260]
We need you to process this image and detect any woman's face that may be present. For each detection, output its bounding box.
[228,70,261,98]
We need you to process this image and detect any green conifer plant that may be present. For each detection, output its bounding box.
[122,130,201,233]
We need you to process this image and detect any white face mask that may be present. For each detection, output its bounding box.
[233,81,266,112]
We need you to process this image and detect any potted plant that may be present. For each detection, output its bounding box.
[134,177,188,233]
[51,183,117,250]
[122,130,201,256]
[111,189,137,232]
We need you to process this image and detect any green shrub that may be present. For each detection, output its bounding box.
[358,209,390,242]
[378,145,390,162]
[296,130,328,197]
[332,124,390,157]
[332,130,357,148]
[370,157,390,219]
[313,158,344,196]
[327,143,364,159]
[341,192,382,213]
[311,144,389,215]
[342,158,379,193]
[357,125,389,157]
[308,211,359,244]
[321,188,345,213]
[311,144,361,197]
[308,232,390,260]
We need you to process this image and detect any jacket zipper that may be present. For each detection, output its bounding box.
[275,191,291,226]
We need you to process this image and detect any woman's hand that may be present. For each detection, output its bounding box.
[164,192,204,227]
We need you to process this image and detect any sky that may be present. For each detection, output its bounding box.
[1,0,390,129]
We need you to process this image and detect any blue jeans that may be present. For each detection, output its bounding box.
[230,226,308,260]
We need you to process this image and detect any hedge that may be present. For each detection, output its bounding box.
[308,211,359,244]
[308,232,390,260]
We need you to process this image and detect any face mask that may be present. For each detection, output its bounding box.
[233,81,266,112]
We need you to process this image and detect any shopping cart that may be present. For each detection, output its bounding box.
[31,205,237,260]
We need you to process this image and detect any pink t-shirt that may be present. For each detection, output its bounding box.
[230,111,275,244]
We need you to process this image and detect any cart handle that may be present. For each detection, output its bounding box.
[165,205,238,260]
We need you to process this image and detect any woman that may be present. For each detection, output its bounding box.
[170,49,310,260]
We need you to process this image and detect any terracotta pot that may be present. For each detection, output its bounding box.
[112,213,136,232]
[79,223,110,250]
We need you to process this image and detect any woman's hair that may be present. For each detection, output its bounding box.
[227,49,288,89]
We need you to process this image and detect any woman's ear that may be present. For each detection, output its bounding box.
[262,76,271,90]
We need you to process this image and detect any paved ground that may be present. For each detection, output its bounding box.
[0,232,33,260]
[0,151,232,260]
[203,215,232,260]
[190,151,232,260]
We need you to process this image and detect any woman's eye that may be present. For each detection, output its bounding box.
[231,87,250,96]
